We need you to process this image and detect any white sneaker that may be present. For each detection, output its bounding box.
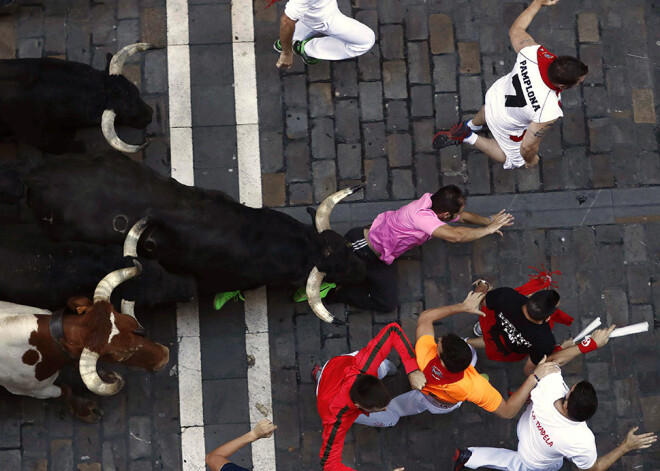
[383,359,398,376]
[473,322,483,337]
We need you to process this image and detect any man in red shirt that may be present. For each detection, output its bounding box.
[314,322,426,470]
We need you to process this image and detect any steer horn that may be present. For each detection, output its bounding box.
[93,260,143,303]
[79,348,125,396]
[103,43,160,153]
[315,181,366,233]
[124,217,150,257]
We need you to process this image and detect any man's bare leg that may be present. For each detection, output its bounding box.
[465,106,508,164]
[467,337,486,349]
[471,106,487,127]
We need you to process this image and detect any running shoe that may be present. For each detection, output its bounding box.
[311,364,322,383]
[432,121,473,150]
[480,373,489,381]
[453,448,473,471]
[473,322,483,337]
[293,39,322,65]
[293,282,336,303]
[213,290,245,310]
[273,39,283,53]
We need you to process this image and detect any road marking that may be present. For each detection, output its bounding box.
[166,1,205,470]
[231,0,277,468]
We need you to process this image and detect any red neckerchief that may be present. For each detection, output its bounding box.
[537,46,562,94]
[423,357,464,386]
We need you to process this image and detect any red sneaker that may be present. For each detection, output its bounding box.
[432,121,473,149]
[453,448,472,470]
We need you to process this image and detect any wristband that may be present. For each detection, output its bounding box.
[578,336,598,354]
[487,216,493,222]
[533,374,540,383]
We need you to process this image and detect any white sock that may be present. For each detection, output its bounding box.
[464,132,478,146]
[467,119,483,132]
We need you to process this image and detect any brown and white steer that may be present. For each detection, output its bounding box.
[0,262,169,421]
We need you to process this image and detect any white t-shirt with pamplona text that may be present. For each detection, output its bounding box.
[517,371,597,470]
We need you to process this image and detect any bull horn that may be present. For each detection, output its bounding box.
[79,348,124,396]
[94,260,143,303]
[315,181,366,233]
[124,217,150,257]
[109,42,161,76]
[306,267,346,325]
[101,109,150,154]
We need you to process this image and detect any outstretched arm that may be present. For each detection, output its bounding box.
[583,427,657,471]
[416,291,485,341]
[547,326,615,367]
[206,419,277,470]
[432,211,514,243]
[509,0,559,53]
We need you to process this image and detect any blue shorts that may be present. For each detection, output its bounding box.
[221,463,250,471]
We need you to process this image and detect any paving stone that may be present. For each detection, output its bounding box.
[260,130,284,173]
[262,172,286,207]
[603,289,629,326]
[0,451,20,470]
[285,140,311,182]
[76,422,101,462]
[432,54,457,92]
[434,93,459,129]
[578,12,600,43]
[380,25,404,60]
[52,439,74,471]
[202,378,250,424]
[391,169,415,199]
[429,14,454,54]
[583,85,609,118]
[307,60,331,82]
[632,88,656,124]
[561,147,589,190]
[407,41,431,84]
[118,0,140,19]
[357,46,381,81]
[459,75,483,111]
[561,107,586,146]
[127,417,152,460]
[387,133,412,167]
[144,48,167,94]
[188,4,231,45]
[587,118,613,153]
[458,42,480,74]
[191,83,236,126]
[626,265,651,304]
[0,15,17,59]
[334,99,360,142]
[311,117,336,160]
[288,182,313,205]
[412,119,434,153]
[362,121,386,159]
[587,154,614,188]
[405,5,428,41]
[622,225,647,263]
[0,395,20,448]
[359,81,384,121]
[140,7,166,45]
[312,160,337,202]
[332,61,358,98]
[466,152,491,195]
[283,74,308,108]
[377,0,402,24]
[410,85,434,118]
[364,158,389,200]
[337,143,362,180]
[386,100,409,132]
[516,164,541,192]
[285,107,309,139]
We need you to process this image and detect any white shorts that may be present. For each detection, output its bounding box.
[485,76,527,170]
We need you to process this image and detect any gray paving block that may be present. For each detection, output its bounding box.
[362,121,386,159]
[311,117,336,160]
[386,100,409,132]
[190,44,234,86]
[338,143,362,180]
[382,60,408,99]
[335,99,360,142]
[364,158,389,200]
[407,41,431,84]
[391,168,415,199]
[289,182,313,205]
[412,120,434,153]
[285,140,311,182]
[359,81,384,122]
[283,74,308,108]
[188,4,231,45]
[332,61,359,98]
[285,107,309,139]
[378,0,402,24]
[0,451,20,470]
[433,93,459,129]
[405,5,429,41]
[466,152,491,195]
[386,132,412,167]
[312,159,337,202]
[194,167,239,199]
[202,378,250,424]
[191,84,236,126]
[260,130,284,173]
[410,85,434,117]
[414,153,440,196]
[201,334,247,379]
[380,25,404,60]
[459,75,483,112]
[358,46,381,81]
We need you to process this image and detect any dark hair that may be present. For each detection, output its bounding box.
[440,334,472,373]
[547,56,588,87]
[567,381,598,422]
[349,374,391,410]
[526,290,560,320]
[430,185,466,215]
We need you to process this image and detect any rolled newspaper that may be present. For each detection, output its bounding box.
[573,317,601,343]
[609,322,649,338]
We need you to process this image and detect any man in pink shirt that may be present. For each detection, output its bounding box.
[319,185,513,311]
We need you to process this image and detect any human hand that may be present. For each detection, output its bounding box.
[472,279,491,294]
[393,468,405,471]
[531,356,559,381]
[276,52,294,69]
[622,426,657,452]
[462,290,486,316]
[524,154,540,168]
[486,210,515,236]
[559,337,575,349]
[252,419,277,439]
[535,0,560,6]
[591,325,616,348]
[408,370,426,391]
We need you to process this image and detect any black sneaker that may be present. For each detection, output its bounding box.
[432,121,473,150]
[453,448,472,471]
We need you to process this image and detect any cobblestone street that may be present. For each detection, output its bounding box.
[0,0,657,470]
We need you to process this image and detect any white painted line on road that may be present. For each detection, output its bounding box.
[166,0,205,470]
[231,0,276,468]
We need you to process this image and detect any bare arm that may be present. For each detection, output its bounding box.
[547,326,616,367]
[583,427,657,471]
[456,211,491,226]
[276,13,296,69]
[415,292,485,341]
[432,210,514,243]
[508,0,560,53]
[206,419,277,470]
[520,119,557,165]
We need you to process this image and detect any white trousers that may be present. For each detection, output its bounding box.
[316,352,394,397]
[354,344,478,427]
[293,3,375,60]
[465,447,563,471]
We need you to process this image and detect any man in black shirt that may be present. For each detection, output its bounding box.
[468,287,560,375]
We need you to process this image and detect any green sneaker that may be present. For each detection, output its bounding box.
[293,39,322,65]
[213,290,245,310]
[293,282,336,303]
[273,39,283,53]
[480,373,490,381]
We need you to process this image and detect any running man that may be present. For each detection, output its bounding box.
[468,283,561,375]
[297,185,513,312]
[274,0,375,69]
[354,290,559,428]
[313,322,426,470]
[432,0,588,169]
[205,419,277,471]
[454,327,657,471]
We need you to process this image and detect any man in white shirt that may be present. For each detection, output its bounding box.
[432,0,588,170]
[453,326,658,471]
[274,0,375,69]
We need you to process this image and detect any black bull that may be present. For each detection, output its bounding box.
[0,224,196,311]
[24,153,367,294]
[0,55,151,154]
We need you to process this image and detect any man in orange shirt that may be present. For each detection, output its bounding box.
[354,290,559,427]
